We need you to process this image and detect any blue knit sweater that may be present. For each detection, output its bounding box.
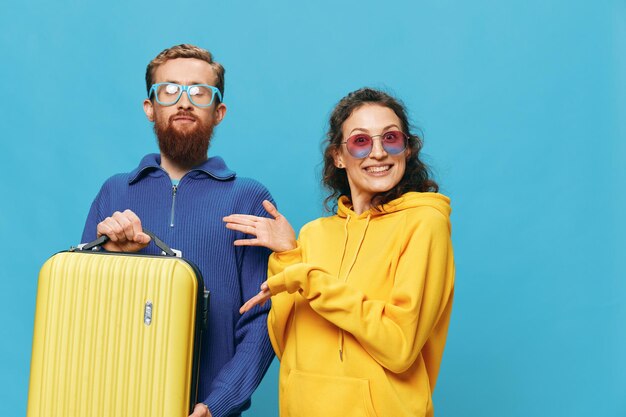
[82,154,275,417]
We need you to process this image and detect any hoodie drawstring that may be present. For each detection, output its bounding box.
[338,213,371,361]
[337,214,351,283]
[337,214,350,361]
[342,214,370,283]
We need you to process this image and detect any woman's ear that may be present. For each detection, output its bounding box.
[333,149,345,168]
[404,137,413,159]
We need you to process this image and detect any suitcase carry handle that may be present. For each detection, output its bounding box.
[79,229,177,256]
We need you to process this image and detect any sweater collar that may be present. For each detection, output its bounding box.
[128,153,236,184]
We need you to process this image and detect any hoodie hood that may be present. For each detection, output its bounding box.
[337,191,451,221]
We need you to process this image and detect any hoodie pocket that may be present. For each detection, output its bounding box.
[284,370,378,417]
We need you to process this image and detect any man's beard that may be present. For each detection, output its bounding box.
[154,111,214,170]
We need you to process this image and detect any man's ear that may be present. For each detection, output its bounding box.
[213,103,227,126]
[143,99,154,122]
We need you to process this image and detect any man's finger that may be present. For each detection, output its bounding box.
[112,211,136,241]
[98,220,119,242]
[134,232,151,245]
[124,209,144,239]
[111,221,127,242]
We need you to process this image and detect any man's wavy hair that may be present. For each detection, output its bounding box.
[322,88,438,211]
[145,44,225,103]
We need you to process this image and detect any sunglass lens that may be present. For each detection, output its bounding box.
[347,134,373,158]
[382,131,407,154]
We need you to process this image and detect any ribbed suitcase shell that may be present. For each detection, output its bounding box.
[27,251,204,417]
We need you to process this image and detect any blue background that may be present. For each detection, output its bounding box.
[1,1,624,416]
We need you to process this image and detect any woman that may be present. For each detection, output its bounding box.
[224,88,454,417]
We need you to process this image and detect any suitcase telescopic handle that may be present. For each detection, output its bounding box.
[79,229,177,256]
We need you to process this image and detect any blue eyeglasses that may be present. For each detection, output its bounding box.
[148,83,223,107]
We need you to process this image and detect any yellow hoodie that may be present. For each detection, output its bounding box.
[267,192,455,417]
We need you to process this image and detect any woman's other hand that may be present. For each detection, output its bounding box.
[240,282,271,314]
[223,200,297,252]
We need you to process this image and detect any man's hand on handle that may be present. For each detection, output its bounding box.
[96,209,151,252]
[189,403,211,417]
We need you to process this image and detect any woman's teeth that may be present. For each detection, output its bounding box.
[365,165,391,173]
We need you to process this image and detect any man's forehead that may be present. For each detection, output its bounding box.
[153,58,217,85]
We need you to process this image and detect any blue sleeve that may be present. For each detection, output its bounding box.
[81,185,108,244]
[202,188,276,417]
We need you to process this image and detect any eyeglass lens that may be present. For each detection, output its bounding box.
[345,131,407,158]
[156,84,215,106]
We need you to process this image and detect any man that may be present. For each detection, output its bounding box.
[81,44,275,417]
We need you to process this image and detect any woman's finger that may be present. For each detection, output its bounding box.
[223,217,257,227]
[225,222,259,236]
[240,297,258,314]
[240,290,270,314]
[223,214,263,223]
[262,200,281,219]
[233,238,261,246]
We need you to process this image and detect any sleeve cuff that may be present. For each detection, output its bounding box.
[267,271,288,295]
[270,245,302,264]
[267,263,309,295]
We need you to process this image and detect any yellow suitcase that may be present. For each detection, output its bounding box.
[27,232,209,417]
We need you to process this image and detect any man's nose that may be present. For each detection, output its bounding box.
[177,91,194,109]
[369,137,388,159]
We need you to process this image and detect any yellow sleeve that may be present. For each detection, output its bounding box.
[267,244,303,359]
[267,213,454,373]
[268,244,302,276]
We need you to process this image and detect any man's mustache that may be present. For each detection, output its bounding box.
[169,111,198,123]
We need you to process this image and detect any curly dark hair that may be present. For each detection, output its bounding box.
[322,88,438,211]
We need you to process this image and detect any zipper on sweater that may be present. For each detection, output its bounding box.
[170,185,177,228]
